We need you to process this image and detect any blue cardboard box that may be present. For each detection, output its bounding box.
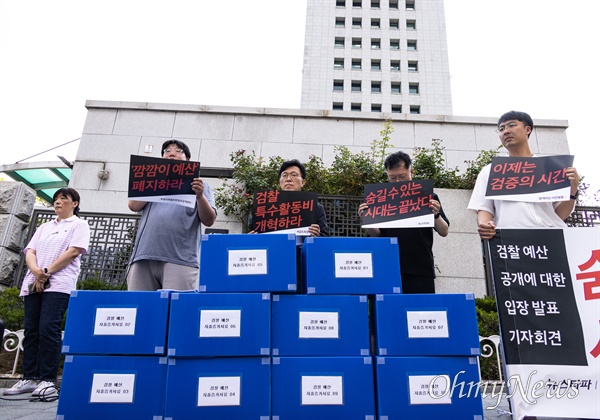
[167,292,271,357]
[272,356,376,419]
[62,290,170,356]
[199,233,297,292]
[164,357,271,419]
[272,294,370,356]
[375,356,484,419]
[301,237,401,294]
[57,355,168,420]
[374,293,481,356]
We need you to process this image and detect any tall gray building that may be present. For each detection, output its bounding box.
[301,0,452,115]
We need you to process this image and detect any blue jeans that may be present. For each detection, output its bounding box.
[23,292,70,382]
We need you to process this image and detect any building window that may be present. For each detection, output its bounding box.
[391,82,401,94]
[410,105,420,114]
[371,81,381,93]
[335,17,345,28]
[390,60,400,71]
[352,18,362,28]
[333,102,344,110]
[390,39,400,50]
[408,61,418,72]
[351,81,362,92]
[389,0,398,9]
[371,18,380,29]
[333,80,344,91]
[334,58,344,69]
[351,59,362,70]
[352,38,362,48]
[371,104,382,112]
[389,19,399,29]
[407,20,416,30]
[391,105,402,113]
[406,0,415,11]
[371,38,381,49]
[351,103,362,111]
[335,37,345,48]
[407,40,417,50]
[409,83,419,94]
[371,59,381,70]
[336,0,345,6]
[371,0,380,8]
[353,0,361,7]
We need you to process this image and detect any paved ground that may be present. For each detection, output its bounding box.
[0,386,513,420]
[0,383,582,419]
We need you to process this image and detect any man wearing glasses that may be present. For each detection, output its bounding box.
[357,151,449,294]
[468,111,580,240]
[126,139,217,290]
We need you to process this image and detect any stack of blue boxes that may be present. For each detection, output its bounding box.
[58,290,171,418]
[373,294,484,419]
[57,233,483,419]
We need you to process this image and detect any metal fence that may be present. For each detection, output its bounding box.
[13,203,600,288]
[14,210,140,288]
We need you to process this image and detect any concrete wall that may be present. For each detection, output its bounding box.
[0,182,36,287]
[71,100,571,297]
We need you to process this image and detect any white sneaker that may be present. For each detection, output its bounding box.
[3,379,39,395]
[31,380,57,397]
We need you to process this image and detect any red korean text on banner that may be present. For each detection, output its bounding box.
[361,179,434,229]
[252,190,317,234]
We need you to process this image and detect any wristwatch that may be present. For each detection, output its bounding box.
[570,191,579,200]
[434,213,441,219]
[44,268,49,274]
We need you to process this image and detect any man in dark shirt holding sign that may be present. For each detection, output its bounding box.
[127,140,217,291]
[468,111,579,239]
[358,151,449,293]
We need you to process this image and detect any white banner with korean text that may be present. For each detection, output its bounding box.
[487,228,600,420]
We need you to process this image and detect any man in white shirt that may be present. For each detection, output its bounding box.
[468,111,579,239]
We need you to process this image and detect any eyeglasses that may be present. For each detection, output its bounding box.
[387,175,408,182]
[163,148,185,155]
[280,172,302,180]
[495,122,520,134]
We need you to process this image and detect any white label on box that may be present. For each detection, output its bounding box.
[301,376,343,405]
[406,311,449,338]
[199,310,242,337]
[227,249,268,275]
[408,375,452,405]
[198,376,241,406]
[299,311,339,339]
[90,373,135,403]
[334,253,373,278]
[93,308,137,336]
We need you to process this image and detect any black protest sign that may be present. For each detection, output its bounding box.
[488,229,587,366]
[128,155,200,198]
[252,190,317,234]
[361,179,434,228]
[485,155,574,201]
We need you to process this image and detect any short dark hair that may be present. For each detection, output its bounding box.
[278,159,306,179]
[498,111,534,137]
[161,139,191,160]
[384,151,412,171]
[52,188,81,216]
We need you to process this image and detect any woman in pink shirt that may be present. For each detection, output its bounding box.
[3,188,90,398]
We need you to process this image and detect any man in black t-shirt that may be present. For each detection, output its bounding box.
[358,151,449,293]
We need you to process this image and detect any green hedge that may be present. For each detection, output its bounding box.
[475,296,501,380]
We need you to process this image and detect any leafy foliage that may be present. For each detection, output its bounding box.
[77,276,125,291]
[412,139,500,189]
[0,287,24,331]
[476,296,501,380]
[215,120,501,228]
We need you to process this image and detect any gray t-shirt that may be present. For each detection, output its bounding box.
[130,182,216,268]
